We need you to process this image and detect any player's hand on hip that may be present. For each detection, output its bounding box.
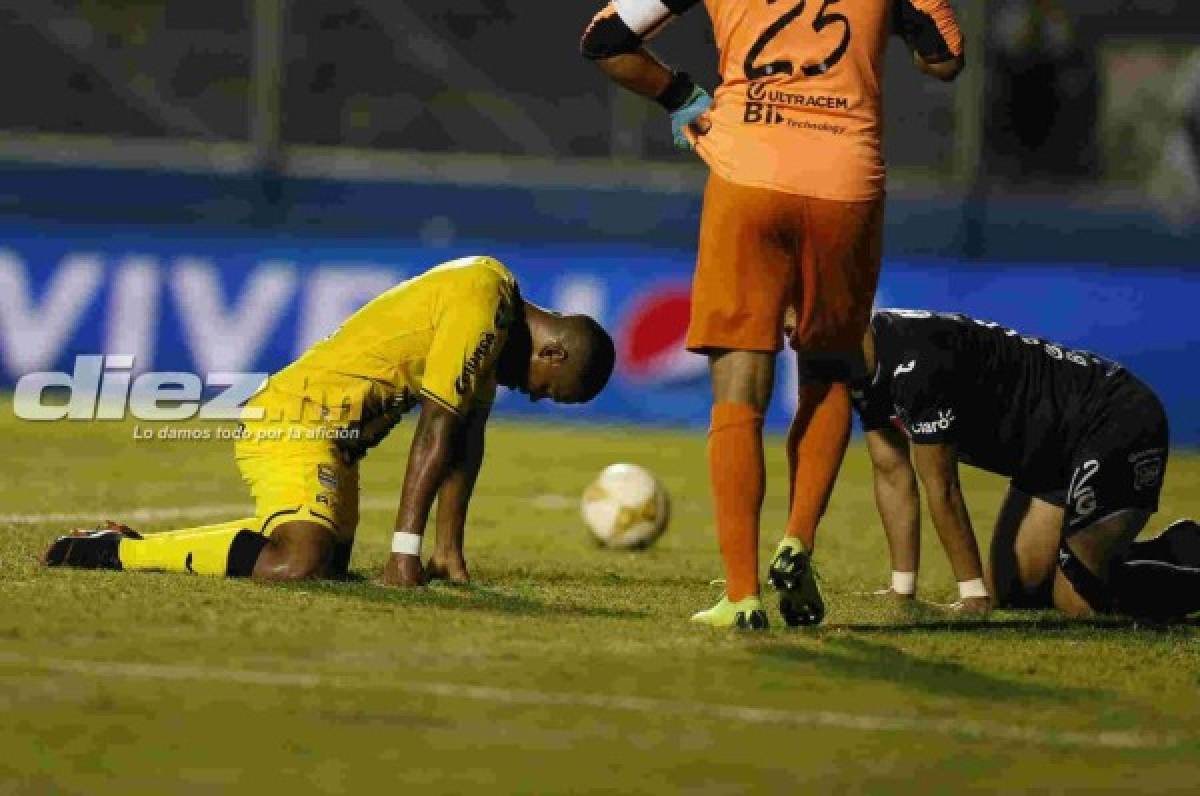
[671,87,713,152]
[382,553,426,588]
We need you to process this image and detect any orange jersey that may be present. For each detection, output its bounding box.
[695,0,962,201]
[598,0,963,200]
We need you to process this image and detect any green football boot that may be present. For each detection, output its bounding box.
[690,595,769,630]
[769,537,826,627]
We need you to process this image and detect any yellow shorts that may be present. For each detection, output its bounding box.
[234,396,360,545]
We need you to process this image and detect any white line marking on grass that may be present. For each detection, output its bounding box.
[531,493,575,511]
[0,653,1176,750]
[0,503,257,526]
[0,495,575,527]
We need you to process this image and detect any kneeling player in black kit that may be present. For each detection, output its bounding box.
[852,309,1199,620]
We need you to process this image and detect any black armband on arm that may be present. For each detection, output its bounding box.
[581,0,702,60]
[654,71,698,111]
[893,0,958,64]
[581,9,643,60]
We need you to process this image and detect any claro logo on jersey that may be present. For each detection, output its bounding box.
[455,332,497,397]
[910,409,956,436]
[743,82,850,127]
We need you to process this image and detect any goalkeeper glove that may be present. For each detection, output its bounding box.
[656,72,712,152]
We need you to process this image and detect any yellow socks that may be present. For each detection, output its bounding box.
[119,519,266,576]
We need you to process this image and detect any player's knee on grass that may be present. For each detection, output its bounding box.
[1053,560,1103,618]
[1054,510,1151,617]
[253,521,337,581]
[327,540,354,579]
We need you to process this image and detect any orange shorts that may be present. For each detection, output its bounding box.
[686,172,884,355]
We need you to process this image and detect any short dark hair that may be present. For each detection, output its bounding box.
[570,315,616,403]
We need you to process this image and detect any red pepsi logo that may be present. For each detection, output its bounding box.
[619,284,707,384]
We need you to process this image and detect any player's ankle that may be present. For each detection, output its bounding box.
[780,534,813,554]
[891,571,917,596]
[430,548,465,565]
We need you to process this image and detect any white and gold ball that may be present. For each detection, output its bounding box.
[580,463,670,550]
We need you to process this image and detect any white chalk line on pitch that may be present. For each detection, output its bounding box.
[0,495,577,527]
[0,653,1177,751]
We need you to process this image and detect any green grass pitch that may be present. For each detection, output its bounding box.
[2,398,1199,793]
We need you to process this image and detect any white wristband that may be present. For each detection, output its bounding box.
[958,577,988,600]
[391,532,423,556]
[891,571,917,596]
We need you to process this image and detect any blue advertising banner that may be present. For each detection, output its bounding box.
[1,222,1197,442]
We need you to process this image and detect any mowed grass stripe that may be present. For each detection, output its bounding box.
[0,494,578,526]
[0,652,1179,751]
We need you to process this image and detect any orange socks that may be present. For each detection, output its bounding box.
[708,402,766,601]
[706,386,849,598]
[785,381,852,550]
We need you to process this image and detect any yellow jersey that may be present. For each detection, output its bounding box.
[256,256,517,459]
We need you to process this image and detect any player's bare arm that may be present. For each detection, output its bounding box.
[43,258,616,589]
[865,427,921,598]
[383,292,615,589]
[383,401,463,588]
[910,441,991,614]
[249,521,337,582]
[581,1,711,149]
[584,42,673,99]
[426,406,490,584]
[856,309,1200,622]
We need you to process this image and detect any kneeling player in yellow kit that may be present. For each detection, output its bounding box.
[43,256,616,587]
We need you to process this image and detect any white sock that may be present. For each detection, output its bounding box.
[958,577,988,600]
[891,571,917,596]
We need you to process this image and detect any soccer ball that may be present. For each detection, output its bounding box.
[580,463,670,550]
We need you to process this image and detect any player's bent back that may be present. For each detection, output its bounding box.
[42,256,617,587]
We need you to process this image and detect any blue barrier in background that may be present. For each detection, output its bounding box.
[1,222,1197,443]
[3,163,1200,266]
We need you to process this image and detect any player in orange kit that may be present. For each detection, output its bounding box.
[582,0,964,628]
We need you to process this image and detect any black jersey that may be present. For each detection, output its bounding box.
[853,310,1128,481]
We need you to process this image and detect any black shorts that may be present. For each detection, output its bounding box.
[1013,374,1169,536]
